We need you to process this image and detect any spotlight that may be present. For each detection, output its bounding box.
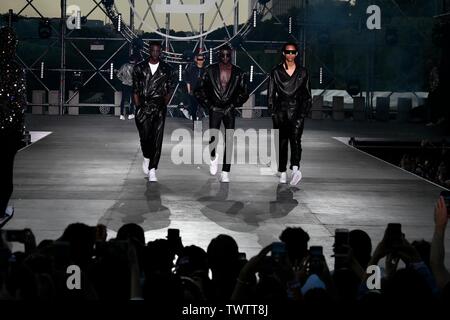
[38,19,52,39]
[117,13,122,32]
[250,65,254,83]
[75,10,81,30]
[40,61,44,79]
[178,64,182,82]
[253,9,257,28]
[110,63,114,80]
[288,17,292,34]
[209,48,213,64]
[319,67,323,85]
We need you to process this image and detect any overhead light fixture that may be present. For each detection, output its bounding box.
[110,63,114,80]
[40,61,45,79]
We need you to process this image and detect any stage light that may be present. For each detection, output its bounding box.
[250,65,254,83]
[288,16,292,34]
[319,67,323,85]
[209,48,213,64]
[75,10,81,30]
[40,61,44,79]
[178,64,182,82]
[253,9,257,28]
[110,63,114,80]
[117,13,122,32]
[38,19,52,39]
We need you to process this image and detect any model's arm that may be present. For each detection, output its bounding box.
[194,69,212,109]
[234,71,249,107]
[267,70,275,115]
[300,68,312,117]
[132,64,141,107]
[430,196,450,289]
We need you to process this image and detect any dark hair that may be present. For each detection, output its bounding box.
[349,229,372,269]
[219,44,232,52]
[279,227,310,264]
[149,41,162,48]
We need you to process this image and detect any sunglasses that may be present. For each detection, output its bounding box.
[196,56,205,60]
[284,50,298,55]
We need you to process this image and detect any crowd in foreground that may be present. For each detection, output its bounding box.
[0,196,449,310]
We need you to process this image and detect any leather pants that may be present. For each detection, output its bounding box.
[135,106,166,170]
[272,110,305,172]
[209,109,235,172]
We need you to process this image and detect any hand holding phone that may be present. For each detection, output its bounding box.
[435,194,449,232]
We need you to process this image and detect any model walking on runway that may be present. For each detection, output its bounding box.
[195,45,249,183]
[268,42,312,186]
[132,41,174,182]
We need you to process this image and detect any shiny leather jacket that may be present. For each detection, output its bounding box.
[132,60,174,109]
[194,63,249,113]
[268,63,312,118]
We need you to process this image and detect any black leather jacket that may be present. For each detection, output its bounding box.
[268,63,312,118]
[194,63,249,113]
[132,60,174,110]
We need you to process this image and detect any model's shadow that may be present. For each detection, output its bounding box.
[98,181,171,232]
[197,180,298,232]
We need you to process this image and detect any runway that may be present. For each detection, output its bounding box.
[8,115,450,265]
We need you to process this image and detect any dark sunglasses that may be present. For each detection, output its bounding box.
[284,50,297,55]
[196,56,205,60]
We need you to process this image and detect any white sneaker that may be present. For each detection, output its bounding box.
[181,108,190,120]
[220,171,230,183]
[148,168,158,182]
[120,115,125,120]
[210,155,218,175]
[142,158,150,175]
[128,114,135,120]
[279,172,287,184]
[290,168,302,186]
[0,206,14,228]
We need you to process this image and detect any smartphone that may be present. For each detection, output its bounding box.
[440,191,450,215]
[334,229,349,254]
[5,230,26,243]
[334,229,350,270]
[309,246,323,274]
[271,242,286,260]
[385,223,402,248]
[167,228,180,241]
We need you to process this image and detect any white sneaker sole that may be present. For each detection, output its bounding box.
[290,171,302,186]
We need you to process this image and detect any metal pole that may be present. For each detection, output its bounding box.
[302,0,307,67]
[130,0,135,56]
[233,0,238,64]
[60,0,66,115]
[165,0,170,51]
[199,0,205,50]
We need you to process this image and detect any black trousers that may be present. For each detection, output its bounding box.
[0,132,20,216]
[209,110,235,172]
[135,107,166,170]
[120,85,135,116]
[272,111,305,173]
